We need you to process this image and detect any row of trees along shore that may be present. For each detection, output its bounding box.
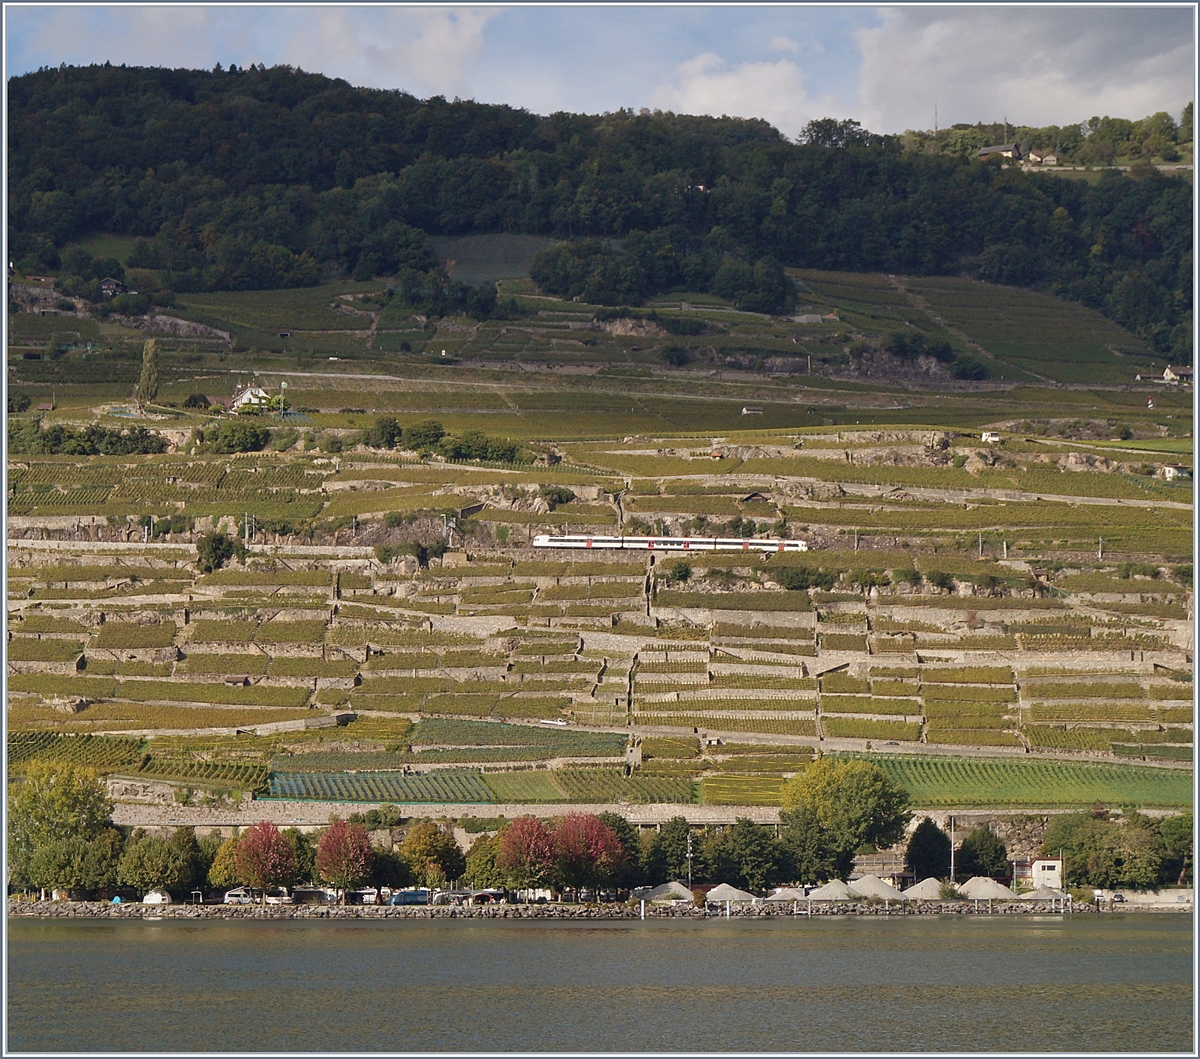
[7,760,1191,901]
[7,65,1191,355]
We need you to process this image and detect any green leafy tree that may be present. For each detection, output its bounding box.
[8,761,113,889]
[780,758,911,876]
[641,816,702,885]
[956,825,1009,881]
[117,832,192,895]
[196,531,243,573]
[906,818,952,881]
[136,337,161,405]
[1042,812,1163,890]
[400,821,465,888]
[27,829,123,896]
[283,828,317,886]
[463,833,505,889]
[1158,811,1193,885]
[704,817,784,894]
[596,812,643,888]
[778,804,838,886]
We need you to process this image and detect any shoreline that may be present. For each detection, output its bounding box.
[6,898,1120,919]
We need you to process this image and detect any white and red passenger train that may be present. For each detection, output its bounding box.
[532,534,808,553]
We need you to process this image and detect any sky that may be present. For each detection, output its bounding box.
[5,4,1195,138]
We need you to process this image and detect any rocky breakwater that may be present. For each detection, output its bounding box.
[9,899,1082,919]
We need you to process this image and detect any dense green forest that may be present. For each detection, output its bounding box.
[7,63,1192,356]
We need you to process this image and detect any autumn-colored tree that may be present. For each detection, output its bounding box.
[399,821,465,888]
[496,816,555,893]
[316,818,375,902]
[233,821,296,903]
[551,813,626,894]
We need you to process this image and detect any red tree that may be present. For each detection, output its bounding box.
[552,813,626,894]
[316,818,375,902]
[234,821,296,903]
[496,816,555,892]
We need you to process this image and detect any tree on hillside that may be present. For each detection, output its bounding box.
[136,337,161,406]
[196,531,241,573]
[8,761,113,891]
[905,818,952,881]
[955,825,1008,881]
[233,821,296,902]
[496,816,556,893]
[640,815,705,885]
[780,759,911,877]
[316,819,374,902]
[551,813,626,894]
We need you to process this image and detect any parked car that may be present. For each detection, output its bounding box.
[389,888,430,906]
[1112,893,1126,903]
[264,887,293,905]
[223,887,255,905]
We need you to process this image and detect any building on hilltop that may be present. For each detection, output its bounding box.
[978,143,1022,160]
[1163,365,1193,384]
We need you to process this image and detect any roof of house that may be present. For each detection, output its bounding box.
[978,143,1020,156]
[1167,365,1193,375]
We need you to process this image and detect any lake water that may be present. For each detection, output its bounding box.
[7,915,1192,1052]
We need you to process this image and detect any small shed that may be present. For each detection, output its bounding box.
[35,402,54,412]
[142,888,173,905]
[224,674,251,687]
[1162,465,1192,482]
[706,883,755,904]
[740,406,763,416]
[806,879,858,901]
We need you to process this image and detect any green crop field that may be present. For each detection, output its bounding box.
[266,769,494,802]
[855,754,1193,808]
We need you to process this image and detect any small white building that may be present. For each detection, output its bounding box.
[1162,464,1192,482]
[142,888,173,905]
[741,406,763,416]
[1031,858,1063,891]
[1163,365,1193,384]
[981,431,1001,444]
[232,385,270,410]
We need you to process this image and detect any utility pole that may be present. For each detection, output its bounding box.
[686,831,694,889]
[1098,537,1103,560]
[978,531,983,558]
[949,815,955,884]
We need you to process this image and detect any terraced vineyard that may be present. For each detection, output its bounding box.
[6,405,1192,813]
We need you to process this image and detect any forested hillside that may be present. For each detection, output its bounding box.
[7,63,1192,356]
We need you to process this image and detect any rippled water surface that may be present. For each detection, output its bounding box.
[7,915,1192,1052]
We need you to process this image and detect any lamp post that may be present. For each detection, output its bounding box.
[686,831,693,890]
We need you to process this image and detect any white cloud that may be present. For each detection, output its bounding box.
[768,35,802,55]
[282,8,498,98]
[651,52,830,138]
[856,8,1194,132]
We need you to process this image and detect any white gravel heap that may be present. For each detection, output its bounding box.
[903,877,947,900]
[849,874,907,900]
[959,876,1018,900]
[706,883,755,903]
[806,879,858,901]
